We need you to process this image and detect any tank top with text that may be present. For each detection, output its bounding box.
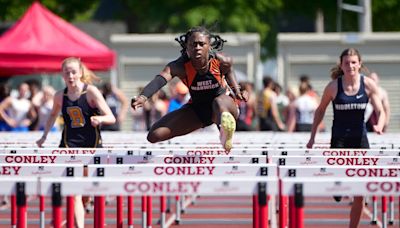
[332,76,368,138]
[182,58,226,103]
[60,84,102,148]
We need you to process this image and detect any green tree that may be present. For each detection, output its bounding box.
[118,0,283,58]
[0,0,98,21]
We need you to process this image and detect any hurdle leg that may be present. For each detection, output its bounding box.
[16,182,27,228]
[11,195,16,228]
[382,196,387,228]
[147,196,152,228]
[294,183,304,228]
[52,183,62,228]
[160,195,166,228]
[371,195,378,224]
[97,196,106,228]
[253,195,259,228]
[66,196,74,228]
[166,196,171,213]
[288,196,296,228]
[117,196,124,228]
[127,196,134,228]
[175,195,181,224]
[279,180,288,228]
[258,183,268,228]
[388,196,394,225]
[142,195,147,228]
[39,195,45,228]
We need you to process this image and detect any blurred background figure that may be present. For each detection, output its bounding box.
[365,72,390,132]
[101,82,129,131]
[299,74,325,131]
[287,81,318,132]
[236,81,256,131]
[168,81,189,113]
[36,85,57,131]
[257,75,285,131]
[142,90,169,131]
[25,79,42,130]
[0,82,36,132]
[0,83,11,131]
[273,82,289,124]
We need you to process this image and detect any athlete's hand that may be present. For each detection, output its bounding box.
[373,125,383,135]
[237,90,249,102]
[36,135,46,148]
[90,116,101,127]
[131,95,147,110]
[306,138,314,149]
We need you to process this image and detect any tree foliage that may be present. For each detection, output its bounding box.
[2,0,400,59]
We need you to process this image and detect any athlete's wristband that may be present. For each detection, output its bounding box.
[140,75,167,98]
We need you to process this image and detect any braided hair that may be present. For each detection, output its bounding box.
[175,26,227,57]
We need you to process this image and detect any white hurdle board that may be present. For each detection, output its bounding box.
[87,164,276,177]
[264,148,399,157]
[271,156,400,166]
[279,166,400,178]
[107,154,267,164]
[0,177,38,195]
[0,164,83,177]
[40,176,278,196]
[281,177,400,196]
[0,148,111,155]
[0,154,105,165]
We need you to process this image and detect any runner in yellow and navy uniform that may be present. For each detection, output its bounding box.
[36,57,115,228]
[60,84,102,147]
[131,26,248,151]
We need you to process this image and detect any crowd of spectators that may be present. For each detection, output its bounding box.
[0,71,389,133]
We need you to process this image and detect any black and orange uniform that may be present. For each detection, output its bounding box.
[60,84,102,148]
[181,57,227,126]
[331,75,369,148]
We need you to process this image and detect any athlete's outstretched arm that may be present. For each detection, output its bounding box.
[131,58,184,110]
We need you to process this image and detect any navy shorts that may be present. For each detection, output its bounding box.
[330,134,370,149]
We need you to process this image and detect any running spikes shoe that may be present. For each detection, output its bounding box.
[219,112,236,151]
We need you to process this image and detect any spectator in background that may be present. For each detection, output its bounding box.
[365,72,390,132]
[0,83,11,131]
[273,82,289,123]
[257,76,285,131]
[101,82,129,131]
[236,81,256,131]
[0,82,36,132]
[36,85,57,131]
[25,79,42,130]
[287,81,318,132]
[168,81,189,112]
[299,74,325,131]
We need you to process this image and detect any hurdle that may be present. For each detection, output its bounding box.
[280,165,400,227]
[38,176,278,228]
[281,178,400,228]
[87,163,276,227]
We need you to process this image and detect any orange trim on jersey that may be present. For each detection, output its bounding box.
[209,58,222,84]
[183,61,196,87]
[183,58,223,87]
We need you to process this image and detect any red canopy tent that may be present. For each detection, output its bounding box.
[0,2,116,76]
